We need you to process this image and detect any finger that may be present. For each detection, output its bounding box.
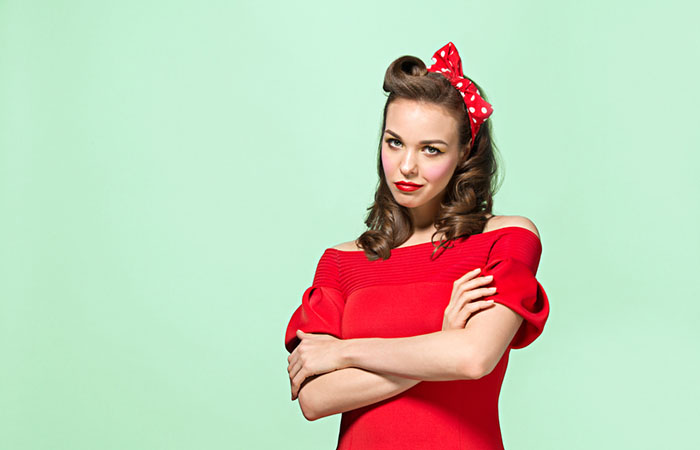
[451,268,482,293]
[287,359,297,379]
[288,345,299,363]
[446,281,492,322]
[291,359,305,383]
[460,274,495,291]
[457,294,491,317]
[461,267,482,280]
[455,305,479,327]
[455,293,492,323]
[455,285,497,305]
[288,357,303,381]
[453,281,492,304]
[292,370,308,400]
[292,377,301,401]
[290,371,307,401]
[291,374,301,400]
[287,350,297,371]
[447,269,493,320]
[445,291,472,325]
[453,267,483,287]
[449,268,481,308]
[457,299,496,321]
[443,300,454,318]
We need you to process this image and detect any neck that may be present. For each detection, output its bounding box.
[407,191,444,236]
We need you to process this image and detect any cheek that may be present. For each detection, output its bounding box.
[381,150,395,174]
[422,163,454,182]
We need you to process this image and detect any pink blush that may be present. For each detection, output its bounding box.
[381,151,395,174]
[422,163,452,182]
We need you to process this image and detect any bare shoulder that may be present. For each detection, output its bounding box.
[331,239,363,251]
[483,215,540,239]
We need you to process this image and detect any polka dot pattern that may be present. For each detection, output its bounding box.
[425,41,493,141]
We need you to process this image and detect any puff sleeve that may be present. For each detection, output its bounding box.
[481,228,550,349]
[284,249,345,354]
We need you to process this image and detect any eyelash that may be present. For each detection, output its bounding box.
[385,138,443,155]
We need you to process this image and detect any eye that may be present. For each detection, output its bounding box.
[424,146,443,155]
[385,138,443,155]
[386,138,402,148]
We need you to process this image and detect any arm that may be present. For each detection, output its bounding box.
[292,219,541,417]
[340,329,481,381]
[341,309,522,381]
[340,218,541,380]
[297,305,522,421]
[297,367,420,421]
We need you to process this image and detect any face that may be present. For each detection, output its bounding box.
[381,98,464,217]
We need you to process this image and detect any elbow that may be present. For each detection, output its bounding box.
[460,360,486,380]
[298,388,320,421]
[459,351,490,380]
[296,374,339,421]
[463,358,499,380]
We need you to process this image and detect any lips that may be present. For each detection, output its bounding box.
[394,181,423,192]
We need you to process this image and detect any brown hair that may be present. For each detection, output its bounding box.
[355,54,503,261]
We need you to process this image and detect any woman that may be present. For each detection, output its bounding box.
[284,41,550,450]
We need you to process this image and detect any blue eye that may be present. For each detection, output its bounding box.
[385,138,443,155]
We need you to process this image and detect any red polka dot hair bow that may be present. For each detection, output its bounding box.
[426,41,493,142]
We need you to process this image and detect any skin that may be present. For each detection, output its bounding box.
[381,98,467,243]
[286,98,540,421]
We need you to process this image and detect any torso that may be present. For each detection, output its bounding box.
[287,214,548,449]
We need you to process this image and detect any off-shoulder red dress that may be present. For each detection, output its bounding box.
[284,226,550,450]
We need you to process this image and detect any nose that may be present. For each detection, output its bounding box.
[399,150,418,176]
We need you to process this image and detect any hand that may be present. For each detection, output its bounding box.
[442,267,497,331]
[287,330,347,400]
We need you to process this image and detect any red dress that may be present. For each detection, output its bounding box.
[284,226,550,450]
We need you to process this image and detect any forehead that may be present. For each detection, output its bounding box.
[386,99,458,143]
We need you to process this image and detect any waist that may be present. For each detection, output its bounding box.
[337,380,504,450]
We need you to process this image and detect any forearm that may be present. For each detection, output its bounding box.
[342,329,479,381]
[298,367,420,421]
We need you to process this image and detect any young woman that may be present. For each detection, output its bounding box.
[284,41,550,450]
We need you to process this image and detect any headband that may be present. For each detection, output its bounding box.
[426,41,493,143]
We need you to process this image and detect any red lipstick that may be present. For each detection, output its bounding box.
[394,181,423,192]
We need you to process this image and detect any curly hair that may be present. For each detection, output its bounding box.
[354,54,504,261]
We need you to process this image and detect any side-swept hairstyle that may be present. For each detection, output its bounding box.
[355,54,503,261]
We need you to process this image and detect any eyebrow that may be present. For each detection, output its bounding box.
[384,129,448,146]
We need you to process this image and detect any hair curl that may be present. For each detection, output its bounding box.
[354,54,504,261]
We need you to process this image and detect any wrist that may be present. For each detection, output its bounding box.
[340,337,361,368]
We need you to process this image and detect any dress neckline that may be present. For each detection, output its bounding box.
[325,225,540,254]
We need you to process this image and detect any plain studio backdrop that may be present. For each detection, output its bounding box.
[1,1,698,449]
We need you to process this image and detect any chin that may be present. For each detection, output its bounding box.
[394,196,423,208]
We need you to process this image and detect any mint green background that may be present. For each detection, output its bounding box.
[1,1,698,449]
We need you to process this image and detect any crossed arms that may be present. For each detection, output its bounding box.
[292,303,524,421]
